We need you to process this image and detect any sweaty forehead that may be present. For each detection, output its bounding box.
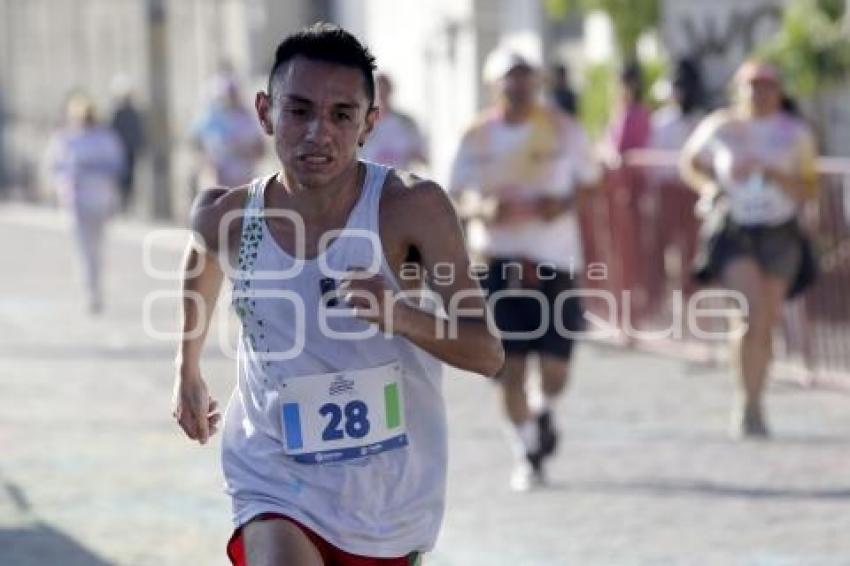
[274,56,369,107]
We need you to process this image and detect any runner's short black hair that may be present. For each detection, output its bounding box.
[268,22,377,107]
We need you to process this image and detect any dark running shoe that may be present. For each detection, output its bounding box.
[537,410,558,458]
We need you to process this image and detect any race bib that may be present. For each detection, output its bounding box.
[731,174,773,223]
[278,361,408,464]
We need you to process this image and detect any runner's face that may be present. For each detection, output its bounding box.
[259,57,376,187]
[500,66,536,110]
[741,79,780,117]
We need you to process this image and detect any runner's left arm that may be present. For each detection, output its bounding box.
[342,181,504,377]
[398,183,504,377]
[763,129,819,203]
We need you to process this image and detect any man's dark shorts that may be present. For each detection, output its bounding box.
[484,257,584,360]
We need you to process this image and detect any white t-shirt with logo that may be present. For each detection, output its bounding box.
[449,106,599,270]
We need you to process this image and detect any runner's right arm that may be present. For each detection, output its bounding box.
[680,111,727,196]
[173,187,244,444]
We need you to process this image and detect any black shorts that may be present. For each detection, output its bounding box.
[694,217,804,284]
[484,258,584,360]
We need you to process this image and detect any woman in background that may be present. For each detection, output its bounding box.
[605,61,651,161]
[650,57,705,166]
[680,60,818,438]
[48,93,124,314]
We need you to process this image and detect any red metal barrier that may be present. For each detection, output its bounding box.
[578,149,850,388]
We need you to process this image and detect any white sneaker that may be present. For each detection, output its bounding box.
[510,461,545,492]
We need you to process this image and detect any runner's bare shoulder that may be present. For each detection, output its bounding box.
[190,184,252,254]
[700,108,736,134]
[457,108,499,145]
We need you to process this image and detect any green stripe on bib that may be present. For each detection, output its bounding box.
[384,383,401,429]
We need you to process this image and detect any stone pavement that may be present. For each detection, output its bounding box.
[1,204,849,566]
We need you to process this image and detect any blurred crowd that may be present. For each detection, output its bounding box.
[29,51,771,219]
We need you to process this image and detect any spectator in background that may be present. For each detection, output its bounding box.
[360,73,428,171]
[191,73,264,190]
[549,63,578,116]
[646,58,706,301]
[680,60,819,438]
[109,75,146,211]
[780,93,802,118]
[649,58,705,162]
[599,62,653,326]
[47,93,124,314]
[604,61,651,162]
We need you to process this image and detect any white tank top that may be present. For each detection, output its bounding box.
[221,162,447,557]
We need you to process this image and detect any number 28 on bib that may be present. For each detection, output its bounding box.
[278,362,408,464]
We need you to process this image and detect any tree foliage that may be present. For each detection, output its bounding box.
[545,0,661,58]
[759,0,850,95]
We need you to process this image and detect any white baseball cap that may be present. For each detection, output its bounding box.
[483,45,541,82]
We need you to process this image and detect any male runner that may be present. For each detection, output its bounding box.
[172,23,503,566]
[449,46,599,490]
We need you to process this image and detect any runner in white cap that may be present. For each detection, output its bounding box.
[449,44,600,490]
[172,23,503,565]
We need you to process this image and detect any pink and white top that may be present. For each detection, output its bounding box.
[684,111,818,226]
